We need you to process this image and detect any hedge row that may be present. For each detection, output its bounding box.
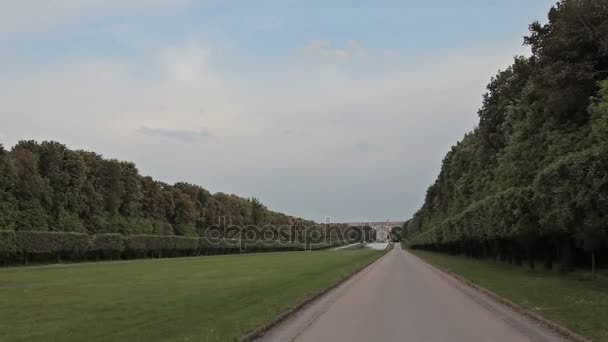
[410,147,608,250]
[0,230,16,255]
[0,231,345,264]
[408,148,608,272]
[409,187,535,246]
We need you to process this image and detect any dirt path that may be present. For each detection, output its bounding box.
[256,245,565,342]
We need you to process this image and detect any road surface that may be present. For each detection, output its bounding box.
[257,245,563,342]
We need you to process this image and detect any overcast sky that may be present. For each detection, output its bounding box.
[0,0,555,222]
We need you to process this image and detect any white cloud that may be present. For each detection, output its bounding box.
[383,50,399,58]
[0,0,192,37]
[138,127,212,142]
[302,40,374,60]
[0,42,521,221]
[302,40,413,62]
[302,40,331,54]
[254,16,281,31]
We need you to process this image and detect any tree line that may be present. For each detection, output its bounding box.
[404,0,608,278]
[0,140,313,235]
[0,140,365,265]
[0,230,349,265]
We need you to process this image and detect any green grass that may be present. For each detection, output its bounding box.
[411,250,608,341]
[0,250,382,342]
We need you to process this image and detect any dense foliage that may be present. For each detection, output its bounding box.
[405,0,608,276]
[0,140,317,235]
[0,230,343,265]
[0,140,359,264]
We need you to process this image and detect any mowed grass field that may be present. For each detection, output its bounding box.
[411,250,608,341]
[0,250,383,342]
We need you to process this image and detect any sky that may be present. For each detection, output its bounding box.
[0,0,556,223]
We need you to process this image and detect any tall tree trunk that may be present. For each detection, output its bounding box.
[559,238,574,272]
[543,238,554,270]
[591,252,596,281]
[528,248,535,269]
[544,252,553,270]
[514,252,523,266]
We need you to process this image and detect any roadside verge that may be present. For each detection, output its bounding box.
[408,250,589,342]
[241,245,392,341]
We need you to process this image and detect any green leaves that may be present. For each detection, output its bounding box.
[14,231,89,255]
[405,1,608,269]
[0,230,16,255]
[90,234,125,254]
[0,231,350,264]
[0,140,318,239]
[525,0,608,123]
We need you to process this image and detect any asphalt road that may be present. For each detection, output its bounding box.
[258,245,564,342]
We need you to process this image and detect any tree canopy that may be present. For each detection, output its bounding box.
[404,0,608,275]
[0,140,314,236]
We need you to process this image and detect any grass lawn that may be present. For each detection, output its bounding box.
[411,250,608,341]
[0,250,383,342]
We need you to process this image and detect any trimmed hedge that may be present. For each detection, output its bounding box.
[125,235,166,256]
[90,234,125,254]
[408,148,608,270]
[0,230,354,265]
[15,231,89,255]
[0,230,16,254]
[171,236,200,254]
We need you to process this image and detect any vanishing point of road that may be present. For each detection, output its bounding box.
[257,244,564,342]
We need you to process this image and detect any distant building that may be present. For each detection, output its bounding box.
[374,221,398,242]
[343,221,404,242]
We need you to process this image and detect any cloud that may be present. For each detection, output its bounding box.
[347,40,368,58]
[282,128,313,137]
[0,0,192,38]
[137,127,212,142]
[255,16,281,31]
[334,140,381,155]
[0,41,521,221]
[383,50,399,58]
[302,40,331,54]
[303,40,406,61]
[302,40,371,60]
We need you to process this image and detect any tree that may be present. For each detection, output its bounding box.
[390,226,402,242]
[405,1,608,277]
[0,145,18,230]
[12,145,51,231]
[250,197,266,225]
[525,0,608,124]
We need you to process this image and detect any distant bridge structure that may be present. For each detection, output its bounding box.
[341,220,405,242]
